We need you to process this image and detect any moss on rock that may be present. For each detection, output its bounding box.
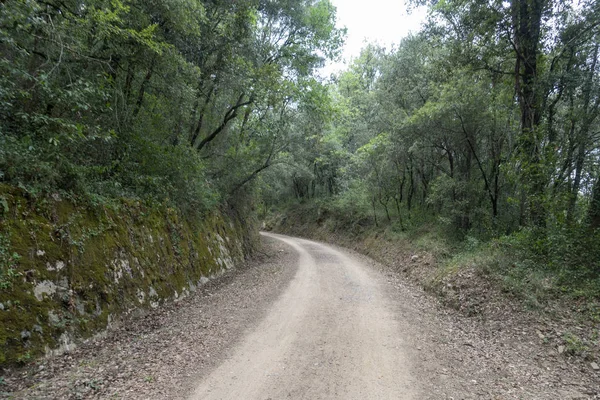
[0,185,250,367]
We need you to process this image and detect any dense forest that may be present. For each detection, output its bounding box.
[2,0,600,295]
[262,0,600,295]
[0,0,343,214]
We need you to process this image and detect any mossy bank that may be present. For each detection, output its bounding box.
[0,184,255,367]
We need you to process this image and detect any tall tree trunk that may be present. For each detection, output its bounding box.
[407,160,414,214]
[190,84,216,147]
[394,197,405,231]
[511,0,547,227]
[132,58,156,118]
[589,176,600,230]
[567,140,586,224]
[567,44,600,226]
[371,196,379,227]
[380,197,391,222]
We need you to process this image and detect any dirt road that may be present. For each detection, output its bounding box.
[4,233,597,399]
[190,232,419,399]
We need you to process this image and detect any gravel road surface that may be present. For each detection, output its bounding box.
[3,233,598,399]
[190,232,419,399]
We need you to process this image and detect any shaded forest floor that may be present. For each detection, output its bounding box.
[266,203,600,388]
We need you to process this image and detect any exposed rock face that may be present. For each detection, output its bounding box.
[0,185,253,366]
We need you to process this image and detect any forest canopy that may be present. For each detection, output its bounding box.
[261,0,600,285]
[0,0,344,214]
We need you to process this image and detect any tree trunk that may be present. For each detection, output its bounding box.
[589,176,600,230]
[407,161,414,213]
[394,197,405,231]
[511,0,547,227]
[132,58,156,118]
[567,44,599,226]
[371,196,379,227]
[381,198,391,222]
[567,140,586,225]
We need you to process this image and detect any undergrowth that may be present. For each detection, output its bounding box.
[268,199,600,317]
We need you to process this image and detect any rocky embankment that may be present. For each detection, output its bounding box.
[0,184,253,367]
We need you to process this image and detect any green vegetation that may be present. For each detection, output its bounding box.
[0,233,21,291]
[0,0,344,213]
[1,0,600,367]
[0,185,250,366]
[0,0,343,367]
[262,0,600,303]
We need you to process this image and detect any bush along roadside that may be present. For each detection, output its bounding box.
[267,201,600,369]
[0,184,255,367]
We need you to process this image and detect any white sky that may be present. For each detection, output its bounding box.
[320,0,428,77]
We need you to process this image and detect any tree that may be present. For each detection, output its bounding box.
[0,0,344,213]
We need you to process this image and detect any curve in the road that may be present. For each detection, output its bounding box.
[189,232,418,400]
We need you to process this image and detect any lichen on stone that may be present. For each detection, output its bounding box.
[0,184,251,366]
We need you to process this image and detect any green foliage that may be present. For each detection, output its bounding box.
[0,0,345,216]
[16,351,32,366]
[330,181,372,219]
[432,225,600,311]
[563,332,590,357]
[0,233,21,291]
[499,228,600,298]
[262,0,600,290]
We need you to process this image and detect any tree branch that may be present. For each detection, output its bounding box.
[195,93,254,151]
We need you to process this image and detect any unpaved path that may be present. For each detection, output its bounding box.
[190,232,418,399]
[3,233,598,399]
